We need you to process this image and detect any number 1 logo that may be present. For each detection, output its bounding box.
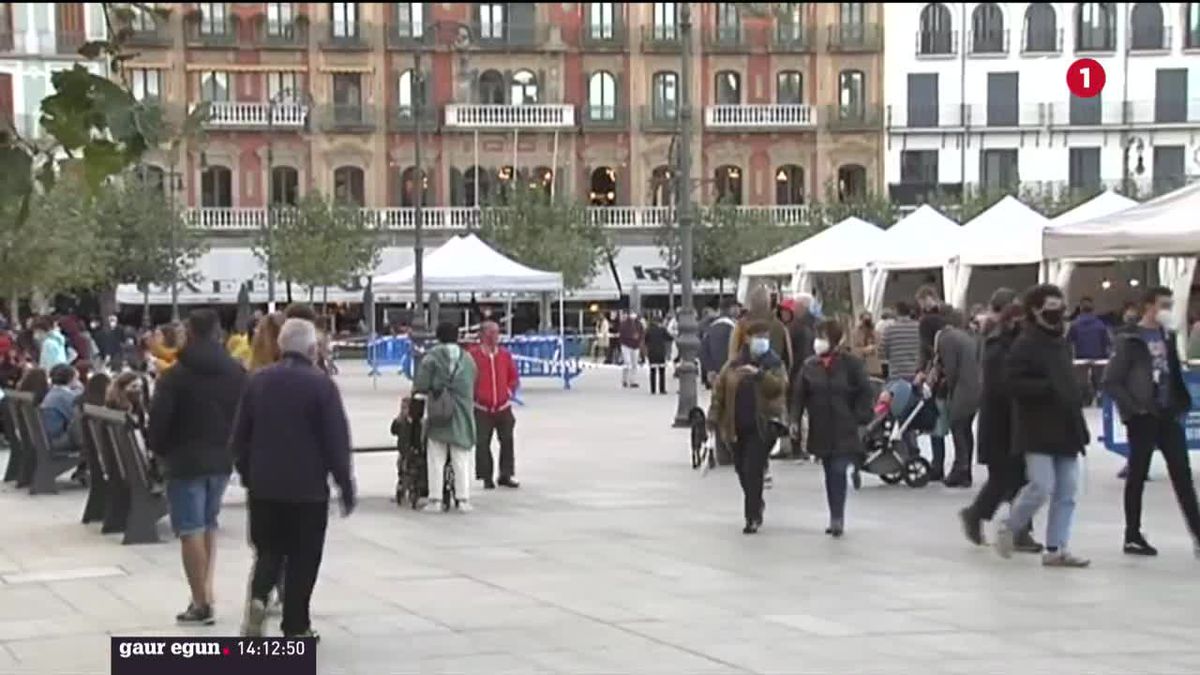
[1067,58,1106,98]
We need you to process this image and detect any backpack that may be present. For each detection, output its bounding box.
[426,350,464,426]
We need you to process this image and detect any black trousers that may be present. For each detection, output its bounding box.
[1124,414,1200,540]
[934,414,976,474]
[249,499,328,636]
[968,454,1026,521]
[648,361,666,394]
[475,408,516,481]
[733,433,770,522]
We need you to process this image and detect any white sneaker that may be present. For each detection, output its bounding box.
[1042,550,1091,568]
[457,500,474,513]
[241,598,267,637]
[422,500,443,513]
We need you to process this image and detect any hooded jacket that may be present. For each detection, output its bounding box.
[1067,312,1111,360]
[1103,324,1192,422]
[413,342,478,449]
[701,315,736,377]
[709,346,787,444]
[148,339,247,479]
[39,329,69,370]
[469,342,519,413]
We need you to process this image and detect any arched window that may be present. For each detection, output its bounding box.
[715,3,740,42]
[511,70,538,105]
[478,69,505,104]
[1188,3,1200,49]
[1023,4,1058,52]
[462,166,492,206]
[590,167,616,206]
[396,69,422,118]
[713,165,742,205]
[919,3,953,55]
[1076,3,1115,51]
[838,69,865,120]
[201,165,232,207]
[971,3,1005,53]
[650,165,674,206]
[652,71,678,120]
[775,165,805,205]
[333,165,364,206]
[397,166,430,207]
[777,71,803,104]
[270,166,299,206]
[714,70,741,105]
[837,164,866,202]
[587,71,617,121]
[1129,3,1165,50]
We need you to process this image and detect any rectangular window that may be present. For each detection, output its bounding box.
[1152,146,1186,193]
[331,2,359,38]
[479,3,505,39]
[130,4,157,32]
[396,3,424,37]
[267,72,299,101]
[838,70,864,118]
[653,3,677,39]
[980,149,1019,191]
[776,71,802,104]
[198,2,228,35]
[266,3,294,36]
[986,72,1018,126]
[332,73,362,106]
[129,69,163,102]
[900,150,939,185]
[907,73,938,127]
[653,72,678,120]
[589,3,614,40]
[1154,69,1187,123]
[1069,92,1101,125]
[715,72,740,105]
[1068,147,1101,190]
[199,71,230,102]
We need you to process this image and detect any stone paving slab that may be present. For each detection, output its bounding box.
[0,362,1199,673]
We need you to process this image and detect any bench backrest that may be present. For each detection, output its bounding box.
[1,390,22,451]
[7,391,49,459]
[79,405,110,479]
[83,405,130,482]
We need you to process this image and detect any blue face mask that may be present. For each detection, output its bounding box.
[749,337,770,357]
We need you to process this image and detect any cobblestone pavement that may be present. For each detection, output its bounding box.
[1,362,1199,674]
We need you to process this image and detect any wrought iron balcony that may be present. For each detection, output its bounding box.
[317,105,377,133]
[319,21,374,50]
[826,23,882,52]
[770,24,814,52]
[641,25,682,52]
[254,15,309,49]
[580,105,630,130]
[185,14,239,48]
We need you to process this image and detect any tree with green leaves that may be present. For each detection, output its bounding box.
[478,185,611,291]
[254,193,381,306]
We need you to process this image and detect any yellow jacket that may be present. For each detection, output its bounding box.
[226,333,252,367]
[150,342,178,373]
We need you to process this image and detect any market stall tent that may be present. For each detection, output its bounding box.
[949,196,1050,309]
[864,205,961,315]
[373,234,563,293]
[1040,189,1139,296]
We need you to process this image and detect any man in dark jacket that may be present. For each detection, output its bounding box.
[94,315,125,369]
[933,310,981,487]
[233,318,355,639]
[148,309,247,625]
[643,313,674,395]
[959,289,1042,552]
[701,299,738,388]
[1068,297,1111,405]
[995,284,1091,568]
[1103,286,1200,558]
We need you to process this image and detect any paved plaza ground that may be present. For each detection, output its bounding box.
[1,362,1200,674]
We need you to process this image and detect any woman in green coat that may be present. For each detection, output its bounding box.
[413,322,478,512]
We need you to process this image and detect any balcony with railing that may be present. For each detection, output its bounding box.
[317,104,377,133]
[887,104,968,130]
[387,105,439,132]
[703,24,746,52]
[254,14,309,49]
[386,22,433,49]
[640,105,679,132]
[968,29,1009,55]
[826,23,881,52]
[471,23,548,50]
[769,23,813,52]
[641,25,682,52]
[319,21,374,50]
[967,102,1051,128]
[824,104,884,131]
[185,13,239,47]
[123,19,173,48]
[704,104,817,130]
[580,105,630,130]
[582,17,626,50]
[195,101,309,130]
[443,104,575,129]
[915,29,958,57]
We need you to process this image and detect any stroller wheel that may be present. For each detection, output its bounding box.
[903,457,932,488]
[879,472,904,485]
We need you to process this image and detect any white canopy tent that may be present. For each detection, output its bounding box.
[737,217,887,303]
[1040,189,1139,293]
[1044,181,1200,352]
[950,196,1050,309]
[864,205,961,316]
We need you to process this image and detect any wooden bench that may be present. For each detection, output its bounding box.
[84,405,166,545]
[82,405,131,535]
[12,393,82,495]
[78,407,109,525]
[1,391,25,483]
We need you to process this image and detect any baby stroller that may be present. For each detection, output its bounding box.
[856,379,936,488]
[391,398,429,509]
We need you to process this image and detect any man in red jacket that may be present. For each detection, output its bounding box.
[470,322,521,489]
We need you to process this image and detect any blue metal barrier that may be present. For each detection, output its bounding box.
[366,334,585,390]
[1102,370,1200,455]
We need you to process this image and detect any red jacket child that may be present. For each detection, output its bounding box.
[469,341,520,413]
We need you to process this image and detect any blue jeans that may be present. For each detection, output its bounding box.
[823,455,853,522]
[166,474,230,537]
[1006,454,1080,550]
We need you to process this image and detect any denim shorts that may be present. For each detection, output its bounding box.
[166,474,230,537]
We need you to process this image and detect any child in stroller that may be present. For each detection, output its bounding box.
[391,396,459,511]
[855,378,937,488]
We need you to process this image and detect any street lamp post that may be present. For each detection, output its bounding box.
[672,3,700,427]
[167,156,180,321]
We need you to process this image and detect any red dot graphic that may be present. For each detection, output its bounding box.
[223,647,231,655]
[1066,58,1106,98]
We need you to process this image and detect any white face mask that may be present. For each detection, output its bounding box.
[813,338,830,356]
[1155,308,1175,330]
[749,336,770,357]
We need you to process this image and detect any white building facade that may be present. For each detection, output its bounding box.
[1,3,108,139]
[883,2,1200,204]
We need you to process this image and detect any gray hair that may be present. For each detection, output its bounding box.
[277,318,318,357]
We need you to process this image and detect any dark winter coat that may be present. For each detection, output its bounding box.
[709,347,788,445]
[1005,322,1090,457]
[148,340,247,479]
[644,323,674,363]
[94,327,125,360]
[935,326,982,424]
[701,316,736,378]
[791,351,874,459]
[786,316,815,382]
[976,324,1017,466]
[1103,325,1192,422]
[1067,312,1111,360]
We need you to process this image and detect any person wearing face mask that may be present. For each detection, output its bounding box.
[1103,286,1199,558]
[995,284,1091,568]
[850,312,882,378]
[792,319,874,538]
[709,321,788,534]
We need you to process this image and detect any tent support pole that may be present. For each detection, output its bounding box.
[559,289,567,390]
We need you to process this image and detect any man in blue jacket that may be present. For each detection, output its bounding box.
[1068,297,1111,405]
